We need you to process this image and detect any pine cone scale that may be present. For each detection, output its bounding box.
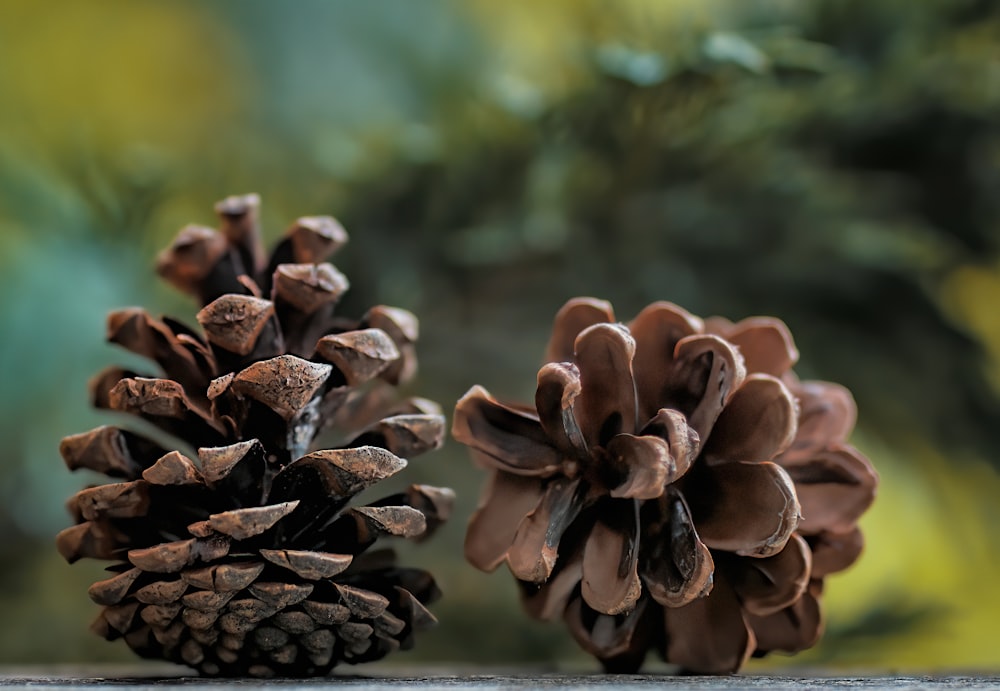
[89,568,143,606]
[572,323,638,449]
[641,488,714,608]
[259,550,352,580]
[535,362,587,456]
[722,534,811,617]
[135,579,190,606]
[206,502,299,540]
[580,502,642,616]
[180,590,234,611]
[196,295,277,358]
[452,386,565,477]
[744,580,824,653]
[606,433,674,500]
[60,426,158,477]
[506,476,584,583]
[629,301,703,421]
[667,335,746,443]
[686,461,800,558]
[522,548,583,621]
[464,470,547,572]
[664,573,756,674]
[719,318,799,378]
[545,298,616,364]
[142,451,203,486]
[784,445,877,535]
[778,381,857,463]
[700,374,798,464]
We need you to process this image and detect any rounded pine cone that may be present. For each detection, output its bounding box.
[57,195,453,677]
[453,298,877,674]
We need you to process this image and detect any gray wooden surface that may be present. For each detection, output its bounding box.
[2,669,1000,690]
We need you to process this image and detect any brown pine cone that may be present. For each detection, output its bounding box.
[454,298,877,674]
[57,194,453,677]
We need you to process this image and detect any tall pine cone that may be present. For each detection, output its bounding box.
[57,195,453,677]
[454,298,877,674]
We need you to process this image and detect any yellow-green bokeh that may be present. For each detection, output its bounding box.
[2,0,999,672]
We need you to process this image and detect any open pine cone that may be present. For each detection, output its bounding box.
[57,194,453,677]
[454,298,877,674]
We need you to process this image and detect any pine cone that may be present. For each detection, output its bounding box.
[57,194,453,677]
[454,298,877,674]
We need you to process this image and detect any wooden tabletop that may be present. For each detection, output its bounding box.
[2,669,1000,690]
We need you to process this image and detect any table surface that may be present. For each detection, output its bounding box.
[3,668,1000,690]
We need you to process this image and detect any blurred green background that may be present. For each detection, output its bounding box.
[2,0,1000,672]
